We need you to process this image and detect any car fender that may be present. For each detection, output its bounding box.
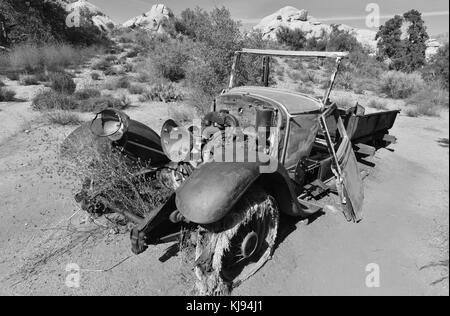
[175,162,318,225]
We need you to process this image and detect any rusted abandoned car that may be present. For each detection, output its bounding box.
[64,49,399,294]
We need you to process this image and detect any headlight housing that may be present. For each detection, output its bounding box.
[90,108,129,141]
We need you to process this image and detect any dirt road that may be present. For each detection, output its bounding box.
[0,92,448,295]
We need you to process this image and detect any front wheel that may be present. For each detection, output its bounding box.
[194,187,279,295]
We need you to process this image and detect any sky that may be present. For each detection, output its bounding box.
[89,0,449,36]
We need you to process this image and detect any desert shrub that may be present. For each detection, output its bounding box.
[275,67,285,77]
[44,110,82,126]
[123,63,134,73]
[379,71,424,98]
[33,90,131,112]
[276,27,306,50]
[168,104,197,123]
[0,88,16,101]
[150,41,191,82]
[422,43,449,90]
[332,95,355,109]
[404,86,448,117]
[116,76,131,89]
[32,90,78,110]
[335,71,353,90]
[6,44,97,73]
[300,71,318,84]
[128,84,146,95]
[104,66,125,76]
[20,75,39,86]
[82,95,131,112]
[367,99,388,110]
[6,72,20,81]
[104,55,118,63]
[92,59,112,71]
[49,72,76,94]
[287,70,302,81]
[0,80,5,87]
[74,88,102,100]
[326,26,363,52]
[404,105,440,117]
[141,83,183,103]
[296,84,315,95]
[124,48,140,59]
[91,72,101,81]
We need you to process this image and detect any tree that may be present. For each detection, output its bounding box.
[402,9,429,72]
[376,15,404,64]
[0,0,109,46]
[376,10,429,72]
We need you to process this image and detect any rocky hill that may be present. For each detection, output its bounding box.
[58,0,116,32]
[253,6,443,57]
[123,4,174,33]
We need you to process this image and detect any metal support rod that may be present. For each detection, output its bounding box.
[323,57,343,107]
[228,52,241,89]
[262,56,270,87]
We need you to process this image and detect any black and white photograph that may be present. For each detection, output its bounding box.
[0,0,448,299]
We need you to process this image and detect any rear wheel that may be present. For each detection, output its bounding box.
[194,187,279,295]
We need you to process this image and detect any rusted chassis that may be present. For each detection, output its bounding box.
[130,161,316,254]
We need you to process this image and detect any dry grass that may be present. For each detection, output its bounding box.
[403,86,448,117]
[332,95,355,109]
[20,75,40,86]
[5,44,99,73]
[367,99,388,110]
[379,71,424,99]
[0,88,17,102]
[32,90,131,112]
[44,110,82,126]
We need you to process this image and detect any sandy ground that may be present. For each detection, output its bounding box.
[0,62,448,296]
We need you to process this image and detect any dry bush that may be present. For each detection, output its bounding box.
[367,99,388,110]
[332,95,355,109]
[287,70,302,82]
[33,90,131,112]
[20,75,40,86]
[128,84,146,95]
[295,84,315,95]
[74,88,102,100]
[0,80,5,87]
[44,110,82,126]
[49,72,77,94]
[32,90,79,110]
[140,83,183,103]
[116,76,131,89]
[300,71,318,84]
[92,58,112,71]
[335,71,353,90]
[91,72,101,81]
[61,133,173,220]
[7,44,98,73]
[379,71,424,99]
[404,86,448,117]
[0,88,16,101]
[168,104,197,123]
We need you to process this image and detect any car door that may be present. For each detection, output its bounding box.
[319,105,364,223]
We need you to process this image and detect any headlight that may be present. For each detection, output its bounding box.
[90,109,129,141]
